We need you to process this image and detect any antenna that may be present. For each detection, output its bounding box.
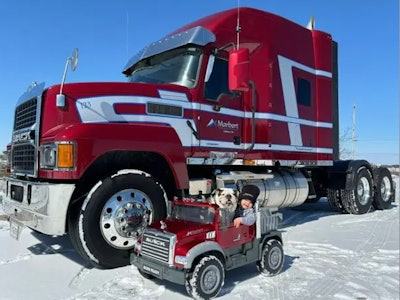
[352,103,357,159]
[126,11,129,60]
[236,0,241,49]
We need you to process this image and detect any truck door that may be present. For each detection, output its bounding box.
[196,54,245,152]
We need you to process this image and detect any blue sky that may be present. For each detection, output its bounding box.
[1,0,398,165]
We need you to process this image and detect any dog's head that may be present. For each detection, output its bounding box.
[210,188,238,212]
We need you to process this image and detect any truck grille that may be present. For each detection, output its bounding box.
[11,95,40,176]
[141,230,175,264]
[14,98,38,131]
[12,144,35,174]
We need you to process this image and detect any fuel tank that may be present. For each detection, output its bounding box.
[215,170,309,209]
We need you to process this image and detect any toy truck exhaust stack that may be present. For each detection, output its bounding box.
[131,198,284,299]
[0,7,395,269]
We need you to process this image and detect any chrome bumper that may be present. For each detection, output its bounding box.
[0,177,75,236]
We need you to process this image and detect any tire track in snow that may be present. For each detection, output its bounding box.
[69,266,93,289]
[275,207,399,299]
[0,253,32,265]
[66,267,166,300]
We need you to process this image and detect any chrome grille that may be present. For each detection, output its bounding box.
[12,144,35,175]
[141,231,174,264]
[14,98,38,131]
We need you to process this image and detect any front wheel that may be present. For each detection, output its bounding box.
[68,170,167,269]
[257,239,284,276]
[186,256,225,300]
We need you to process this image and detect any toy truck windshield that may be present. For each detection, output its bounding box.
[171,203,216,224]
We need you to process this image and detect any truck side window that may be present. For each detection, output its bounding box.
[297,78,311,106]
[204,57,229,101]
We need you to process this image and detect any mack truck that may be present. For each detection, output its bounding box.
[131,197,284,299]
[0,7,395,269]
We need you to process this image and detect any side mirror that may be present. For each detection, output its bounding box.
[57,48,79,108]
[228,48,250,92]
[71,48,79,71]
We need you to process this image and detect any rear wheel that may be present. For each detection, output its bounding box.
[341,167,373,214]
[372,167,394,210]
[327,188,347,213]
[68,170,167,269]
[257,239,284,276]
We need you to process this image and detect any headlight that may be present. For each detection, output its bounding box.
[174,255,187,266]
[40,142,76,169]
[41,144,57,167]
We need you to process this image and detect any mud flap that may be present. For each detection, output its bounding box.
[9,217,24,240]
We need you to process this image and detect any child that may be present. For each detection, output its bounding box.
[233,184,260,228]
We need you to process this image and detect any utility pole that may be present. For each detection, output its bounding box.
[352,103,356,159]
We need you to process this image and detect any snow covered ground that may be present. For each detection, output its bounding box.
[0,178,399,300]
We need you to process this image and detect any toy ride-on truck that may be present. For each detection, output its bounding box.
[131,198,284,299]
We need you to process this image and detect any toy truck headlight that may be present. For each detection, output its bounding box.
[174,255,188,266]
[134,242,142,254]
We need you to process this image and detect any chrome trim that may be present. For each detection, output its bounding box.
[1,177,75,235]
[123,26,216,74]
[16,82,45,106]
[11,82,45,178]
[186,158,333,167]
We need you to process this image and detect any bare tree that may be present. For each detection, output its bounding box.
[339,126,352,160]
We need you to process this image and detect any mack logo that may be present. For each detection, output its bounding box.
[145,237,166,247]
[207,119,239,131]
[12,130,33,143]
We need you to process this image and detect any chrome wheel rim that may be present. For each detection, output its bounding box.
[100,189,152,249]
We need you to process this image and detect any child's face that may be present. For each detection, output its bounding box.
[240,199,253,209]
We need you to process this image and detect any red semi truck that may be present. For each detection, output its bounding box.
[0,7,395,269]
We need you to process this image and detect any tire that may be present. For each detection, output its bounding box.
[341,167,373,214]
[138,269,155,280]
[372,167,394,210]
[257,239,284,276]
[186,255,224,300]
[68,170,167,269]
[327,188,347,213]
[184,273,193,298]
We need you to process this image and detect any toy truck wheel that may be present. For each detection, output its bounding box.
[257,239,284,276]
[184,273,193,297]
[372,167,394,210]
[341,167,373,214]
[68,171,167,269]
[186,255,225,299]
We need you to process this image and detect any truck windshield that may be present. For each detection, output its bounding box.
[127,46,202,88]
[171,204,215,224]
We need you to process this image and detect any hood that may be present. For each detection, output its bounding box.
[149,218,214,240]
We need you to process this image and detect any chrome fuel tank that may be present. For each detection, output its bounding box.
[215,170,309,209]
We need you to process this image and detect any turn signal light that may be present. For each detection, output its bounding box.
[57,144,74,168]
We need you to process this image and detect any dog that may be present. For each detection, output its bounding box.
[208,188,238,213]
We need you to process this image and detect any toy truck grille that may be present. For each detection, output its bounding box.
[141,229,176,264]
